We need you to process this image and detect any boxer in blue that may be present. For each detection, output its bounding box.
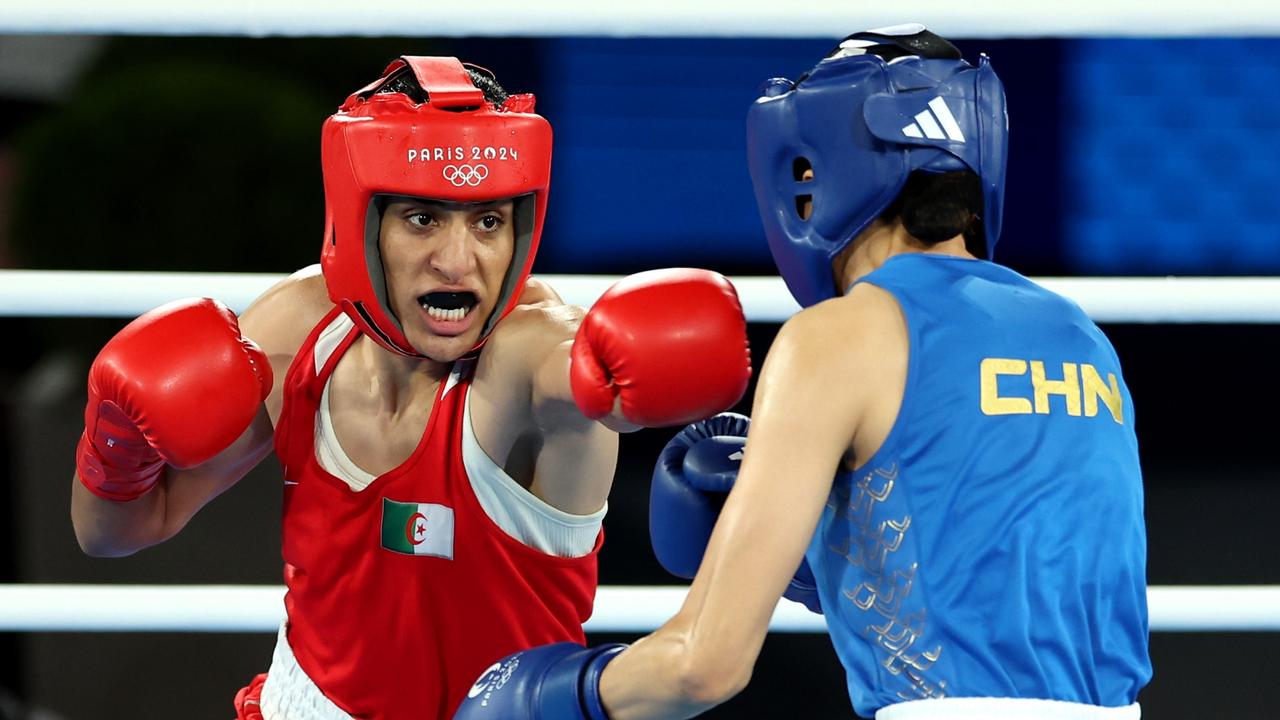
[455,24,1152,719]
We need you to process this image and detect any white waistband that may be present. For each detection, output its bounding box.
[259,624,354,720]
[877,698,1141,720]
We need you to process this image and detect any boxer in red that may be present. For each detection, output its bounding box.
[69,57,751,720]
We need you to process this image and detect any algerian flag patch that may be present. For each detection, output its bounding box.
[380,499,455,559]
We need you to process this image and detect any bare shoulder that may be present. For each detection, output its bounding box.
[237,264,334,365]
[515,275,566,306]
[502,275,581,339]
[485,278,585,368]
[772,282,906,374]
[758,282,908,462]
[468,277,616,508]
[473,277,588,434]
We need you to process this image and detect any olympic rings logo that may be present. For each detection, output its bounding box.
[442,163,489,187]
[466,656,519,699]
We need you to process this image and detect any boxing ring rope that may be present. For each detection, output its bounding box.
[2,584,1279,633]
[1,269,1278,634]
[3,270,1280,323]
[3,0,1280,38]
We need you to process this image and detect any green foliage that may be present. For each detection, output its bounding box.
[11,59,328,272]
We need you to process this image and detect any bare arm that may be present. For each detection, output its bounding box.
[598,286,902,718]
[528,330,623,515]
[71,266,332,556]
[71,408,274,556]
[472,269,747,517]
[471,277,620,516]
[518,276,640,433]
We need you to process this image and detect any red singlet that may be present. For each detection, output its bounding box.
[271,308,600,719]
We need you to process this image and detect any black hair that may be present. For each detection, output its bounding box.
[831,26,962,62]
[375,65,509,107]
[880,170,986,257]
[836,28,986,256]
[795,28,961,91]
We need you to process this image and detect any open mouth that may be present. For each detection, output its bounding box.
[417,290,479,323]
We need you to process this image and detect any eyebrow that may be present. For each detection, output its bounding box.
[394,198,510,212]
[467,200,510,212]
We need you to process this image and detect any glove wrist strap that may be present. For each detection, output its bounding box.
[580,644,627,720]
[76,431,163,502]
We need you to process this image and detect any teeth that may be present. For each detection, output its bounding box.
[422,304,470,322]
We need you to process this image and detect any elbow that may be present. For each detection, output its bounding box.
[675,651,752,708]
[76,537,130,558]
[73,526,141,558]
[71,510,159,558]
[71,515,108,557]
[70,477,171,558]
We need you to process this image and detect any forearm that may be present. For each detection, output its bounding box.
[71,471,169,557]
[600,621,742,720]
[72,296,278,556]
[71,406,274,557]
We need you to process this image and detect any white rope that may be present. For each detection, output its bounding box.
[0,584,1275,633]
[1,0,1278,38]
[2,270,1279,324]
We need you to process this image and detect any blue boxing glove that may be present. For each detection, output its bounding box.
[786,556,823,615]
[650,412,823,614]
[649,412,750,579]
[454,642,626,720]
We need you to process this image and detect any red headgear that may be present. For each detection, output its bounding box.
[320,56,552,356]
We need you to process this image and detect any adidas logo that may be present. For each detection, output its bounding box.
[901,97,966,143]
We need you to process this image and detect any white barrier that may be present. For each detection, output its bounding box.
[2,270,1279,324]
[1,584,1275,633]
[2,1,1280,38]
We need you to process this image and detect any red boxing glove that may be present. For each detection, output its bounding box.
[570,268,751,427]
[76,298,272,502]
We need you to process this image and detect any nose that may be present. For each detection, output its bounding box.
[428,217,477,281]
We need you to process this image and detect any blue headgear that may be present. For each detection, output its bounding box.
[746,25,1008,308]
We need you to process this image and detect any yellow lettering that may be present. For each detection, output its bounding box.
[980,358,1032,415]
[1082,364,1124,424]
[1031,361,1081,416]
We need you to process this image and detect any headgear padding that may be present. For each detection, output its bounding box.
[746,25,1008,308]
[320,56,552,356]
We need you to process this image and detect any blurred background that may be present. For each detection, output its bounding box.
[0,22,1278,720]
